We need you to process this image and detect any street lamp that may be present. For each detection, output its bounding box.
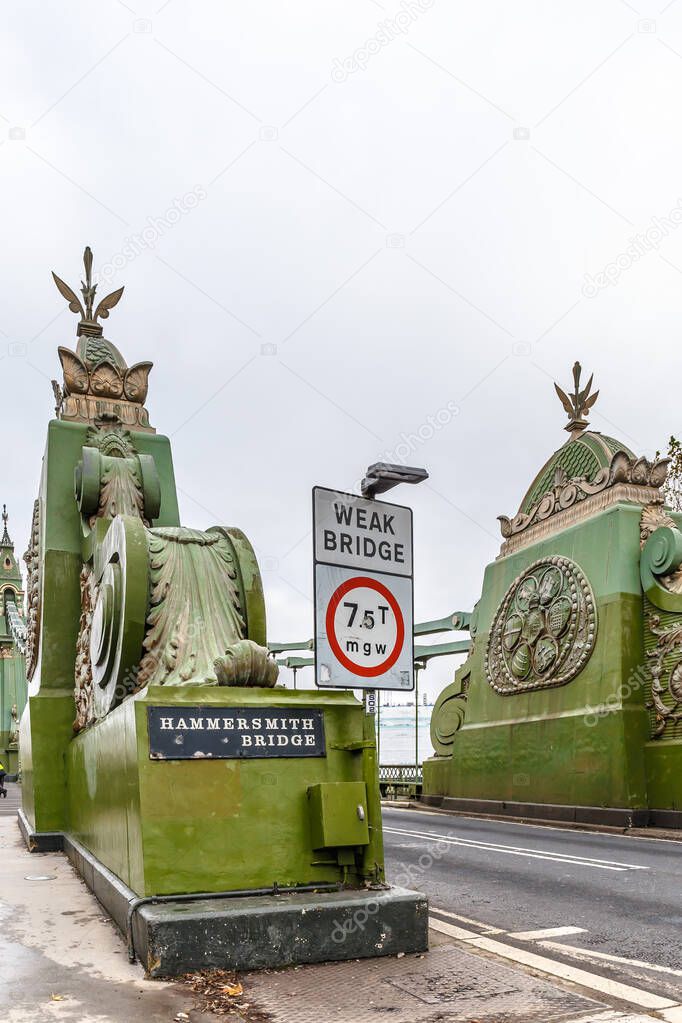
[360,461,428,779]
[361,462,429,499]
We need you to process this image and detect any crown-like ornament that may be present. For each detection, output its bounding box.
[52,247,154,433]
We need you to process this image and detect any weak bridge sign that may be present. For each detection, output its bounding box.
[313,487,414,691]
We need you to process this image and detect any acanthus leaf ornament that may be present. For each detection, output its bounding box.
[58,347,89,395]
[123,362,152,403]
[90,360,124,399]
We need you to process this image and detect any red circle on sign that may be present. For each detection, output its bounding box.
[325,576,405,678]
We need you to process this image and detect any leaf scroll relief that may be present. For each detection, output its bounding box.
[646,614,682,738]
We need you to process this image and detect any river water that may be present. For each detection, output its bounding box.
[376,705,434,765]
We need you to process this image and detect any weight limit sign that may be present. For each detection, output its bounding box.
[326,576,405,677]
[313,487,414,691]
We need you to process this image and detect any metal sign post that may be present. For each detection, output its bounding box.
[414,661,424,784]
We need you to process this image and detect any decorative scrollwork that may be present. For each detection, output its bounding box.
[499,453,669,541]
[74,566,97,732]
[646,614,682,737]
[485,556,597,695]
[89,516,149,718]
[214,639,278,687]
[23,499,41,680]
[430,673,470,756]
[640,518,682,603]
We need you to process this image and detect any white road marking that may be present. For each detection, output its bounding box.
[428,917,480,940]
[429,905,505,933]
[384,826,649,871]
[428,916,679,1011]
[570,1014,653,1022]
[539,940,682,979]
[570,1014,652,1022]
[382,804,682,847]
[508,925,587,940]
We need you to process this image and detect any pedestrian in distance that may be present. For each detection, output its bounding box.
[0,760,7,797]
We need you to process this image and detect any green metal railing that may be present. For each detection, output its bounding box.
[378,763,423,798]
[269,610,472,665]
[270,610,473,777]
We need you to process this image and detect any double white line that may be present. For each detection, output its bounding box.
[384,826,649,872]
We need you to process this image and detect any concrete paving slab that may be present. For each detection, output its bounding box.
[0,817,202,1022]
[246,942,618,1022]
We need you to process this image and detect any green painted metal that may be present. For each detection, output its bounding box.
[413,612,471,636]
[414,640,471,662]
[20,419,180,832]
[269,640,314,653]
[640,526,682,611]
[23,366,386,900]
[308,781,369,849]
[424,502,655,811]
[360,700,385,883]
[210,527,268,648]
[65,686,381,896]
[269,612,473,658]
[0,513,27,770]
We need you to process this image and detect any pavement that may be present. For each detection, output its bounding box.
[1,786,681,1023]
[0,777,22,817]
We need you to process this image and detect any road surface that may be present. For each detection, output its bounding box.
[383,805,682,1013]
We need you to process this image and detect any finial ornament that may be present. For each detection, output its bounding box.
[52,246,124,338]
[51,245,154,432]
[1,504,11,547]
[554,361,599,435]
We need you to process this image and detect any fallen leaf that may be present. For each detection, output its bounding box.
[222,982,243,996]
[50,994,64,1002]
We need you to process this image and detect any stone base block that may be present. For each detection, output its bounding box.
[135,886,429,977]
[17,808,64,852]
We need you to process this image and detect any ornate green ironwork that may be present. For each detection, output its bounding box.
[485,555,597,695]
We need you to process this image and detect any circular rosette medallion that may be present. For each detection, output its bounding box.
[485,556,597,695]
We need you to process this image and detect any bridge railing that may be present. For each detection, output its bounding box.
[5,598,26,654]
[379,763,423,799]
[269,609,472,666]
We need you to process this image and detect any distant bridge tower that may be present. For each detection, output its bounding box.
[0,506,26,773]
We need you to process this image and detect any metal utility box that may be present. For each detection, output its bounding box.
[308,781,369,849]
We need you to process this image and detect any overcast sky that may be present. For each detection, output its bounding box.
[2,1,681,700]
